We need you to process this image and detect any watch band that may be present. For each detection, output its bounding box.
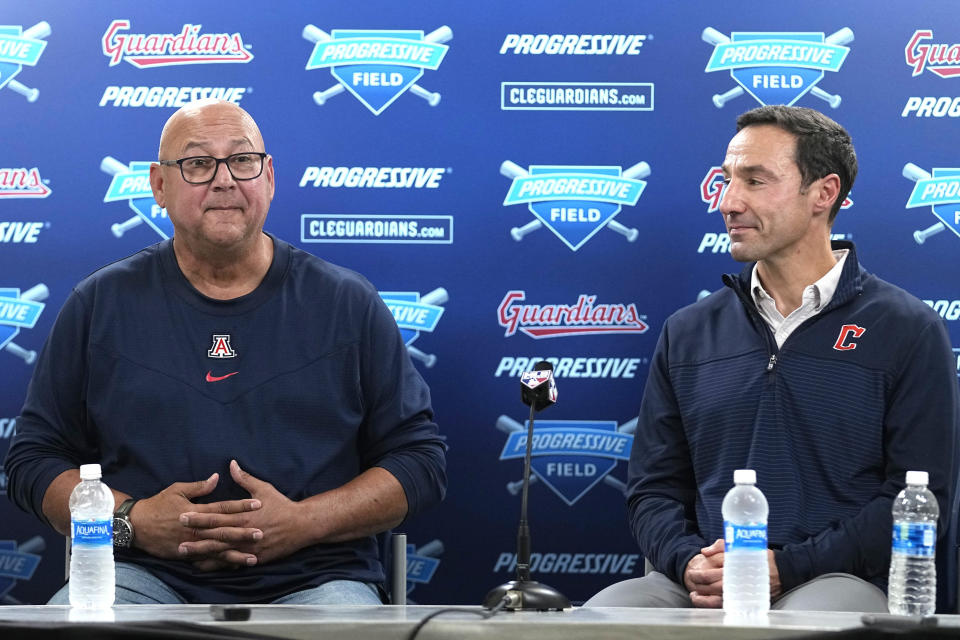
[115,498,137,518]
[113,498,137,548]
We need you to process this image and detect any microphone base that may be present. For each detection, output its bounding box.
[482,579,571,611]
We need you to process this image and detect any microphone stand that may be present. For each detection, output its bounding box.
[483,402,570,611]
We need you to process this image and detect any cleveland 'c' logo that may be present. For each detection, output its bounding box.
[833,324,866,351]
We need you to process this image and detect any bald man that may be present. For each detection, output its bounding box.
[5,100,447,605]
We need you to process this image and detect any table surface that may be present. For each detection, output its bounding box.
[0,604,956,639]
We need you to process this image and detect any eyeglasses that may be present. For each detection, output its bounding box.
[158,152,267,185]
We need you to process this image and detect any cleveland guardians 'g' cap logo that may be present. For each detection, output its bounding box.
[0,536,43,601]
[904,163,960,245]
[0,22,50,103]
[496,415,634,506]
[501,161,649,250]
[702,27,853,109]
[101,156,171,239]
[0,284,47,365]
[302,25,452,115]
[380,288,447,368]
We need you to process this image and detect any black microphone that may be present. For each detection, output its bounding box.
[483,361,570,611]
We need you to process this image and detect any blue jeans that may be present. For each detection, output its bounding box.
[49,561,383,605]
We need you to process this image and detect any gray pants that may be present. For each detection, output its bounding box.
[583,571,887,612]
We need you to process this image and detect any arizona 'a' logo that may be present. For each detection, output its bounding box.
[208,334,236,359]
[833,324,865,351]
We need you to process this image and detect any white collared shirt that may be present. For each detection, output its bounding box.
[751,249,849,348]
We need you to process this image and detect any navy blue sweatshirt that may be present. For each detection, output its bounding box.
[5,235,447,603]
[628,242,958,594]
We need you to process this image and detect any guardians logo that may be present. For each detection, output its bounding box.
[903,163,960,245]
[102,20,253,67]
[906,30,960,78]
[495,415,635,506]
[101,156,171,239]
[0,284,47,365]
[501,161,649,250]
[380,288,447,368]
[302,24,451,115]
[0,168,50,198]
[0,22,50,102]
[498,290,648,339]
[702,27,852,109]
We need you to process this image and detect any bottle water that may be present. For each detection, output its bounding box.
[69,464,115,608]
[722,469,769,617]
[888,470,939,616]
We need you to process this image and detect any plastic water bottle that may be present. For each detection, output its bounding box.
[69,464,115,608]
[722,469,769,617]
[888,470,939,616]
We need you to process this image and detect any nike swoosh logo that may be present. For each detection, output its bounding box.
[206,371,239,382]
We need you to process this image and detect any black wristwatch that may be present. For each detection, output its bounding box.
[113,498,137,548]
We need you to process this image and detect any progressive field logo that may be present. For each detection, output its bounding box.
[0,284,47,365]
[702,27,852,109]
[904,163,960,245]
[303,25,451,115]
[381,288,447,368]
[0,22,49,102]
[0,537,43,601]
[495,415,634,505]
[102,156,170,239]
[501,161,649,250]
[102,20,253,67]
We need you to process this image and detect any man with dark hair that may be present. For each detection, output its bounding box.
[586,105,958,611]
[5,99,447,605]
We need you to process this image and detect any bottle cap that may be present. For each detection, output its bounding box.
[733,469,756,484]
[905,470,928,486]
[79,464,102,480]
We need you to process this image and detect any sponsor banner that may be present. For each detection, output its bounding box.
[0,418,15,439]
[299,166,446,189]
[380,289,448,368]
[492,552,640,575]
[302,214,452,244]
[494,356,642,379]
[0,222,47,244]
[102,158,171,239]
[905,30,960,78]
[0,168,51,199]
[495,416,634,506]
[500,82,653,111]
[0,285,47,365]
[904,164,960,243]
[924,300,960,320]
[99,86,246,108]
[406,540,443,594]
[498,291,648,339]
[702,28,852,109]
[0,538,43,600]
[902,96,960,118]
[0,22,49,101]
[303,26,451,115]
[102,20,253,68]
[501,162,649,250]
[499,34,647,55]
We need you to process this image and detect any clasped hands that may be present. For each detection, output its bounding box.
[683,539,782,608]
[132,459,306,571]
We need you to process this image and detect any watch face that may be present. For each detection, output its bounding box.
[113,518,132,547]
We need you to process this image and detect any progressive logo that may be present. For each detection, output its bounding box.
[405,540,443,598]
[0,537,43,600]
[0,22,49,102]
[702,27,852,109]
[0,284,47,365]
[0,168,50,198]
[495,415,634,505]
[102,20,253,67]
[903,163,960,245]
[501,161,649,250]
[498,291,648,339]
[101,156,170,239]
[302,25,451,115]
[380,288,447,368]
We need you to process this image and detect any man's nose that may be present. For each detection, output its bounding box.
[210,160,236,188]
[718,180,739,216]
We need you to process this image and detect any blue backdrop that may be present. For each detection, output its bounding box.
[1,0,959,605]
